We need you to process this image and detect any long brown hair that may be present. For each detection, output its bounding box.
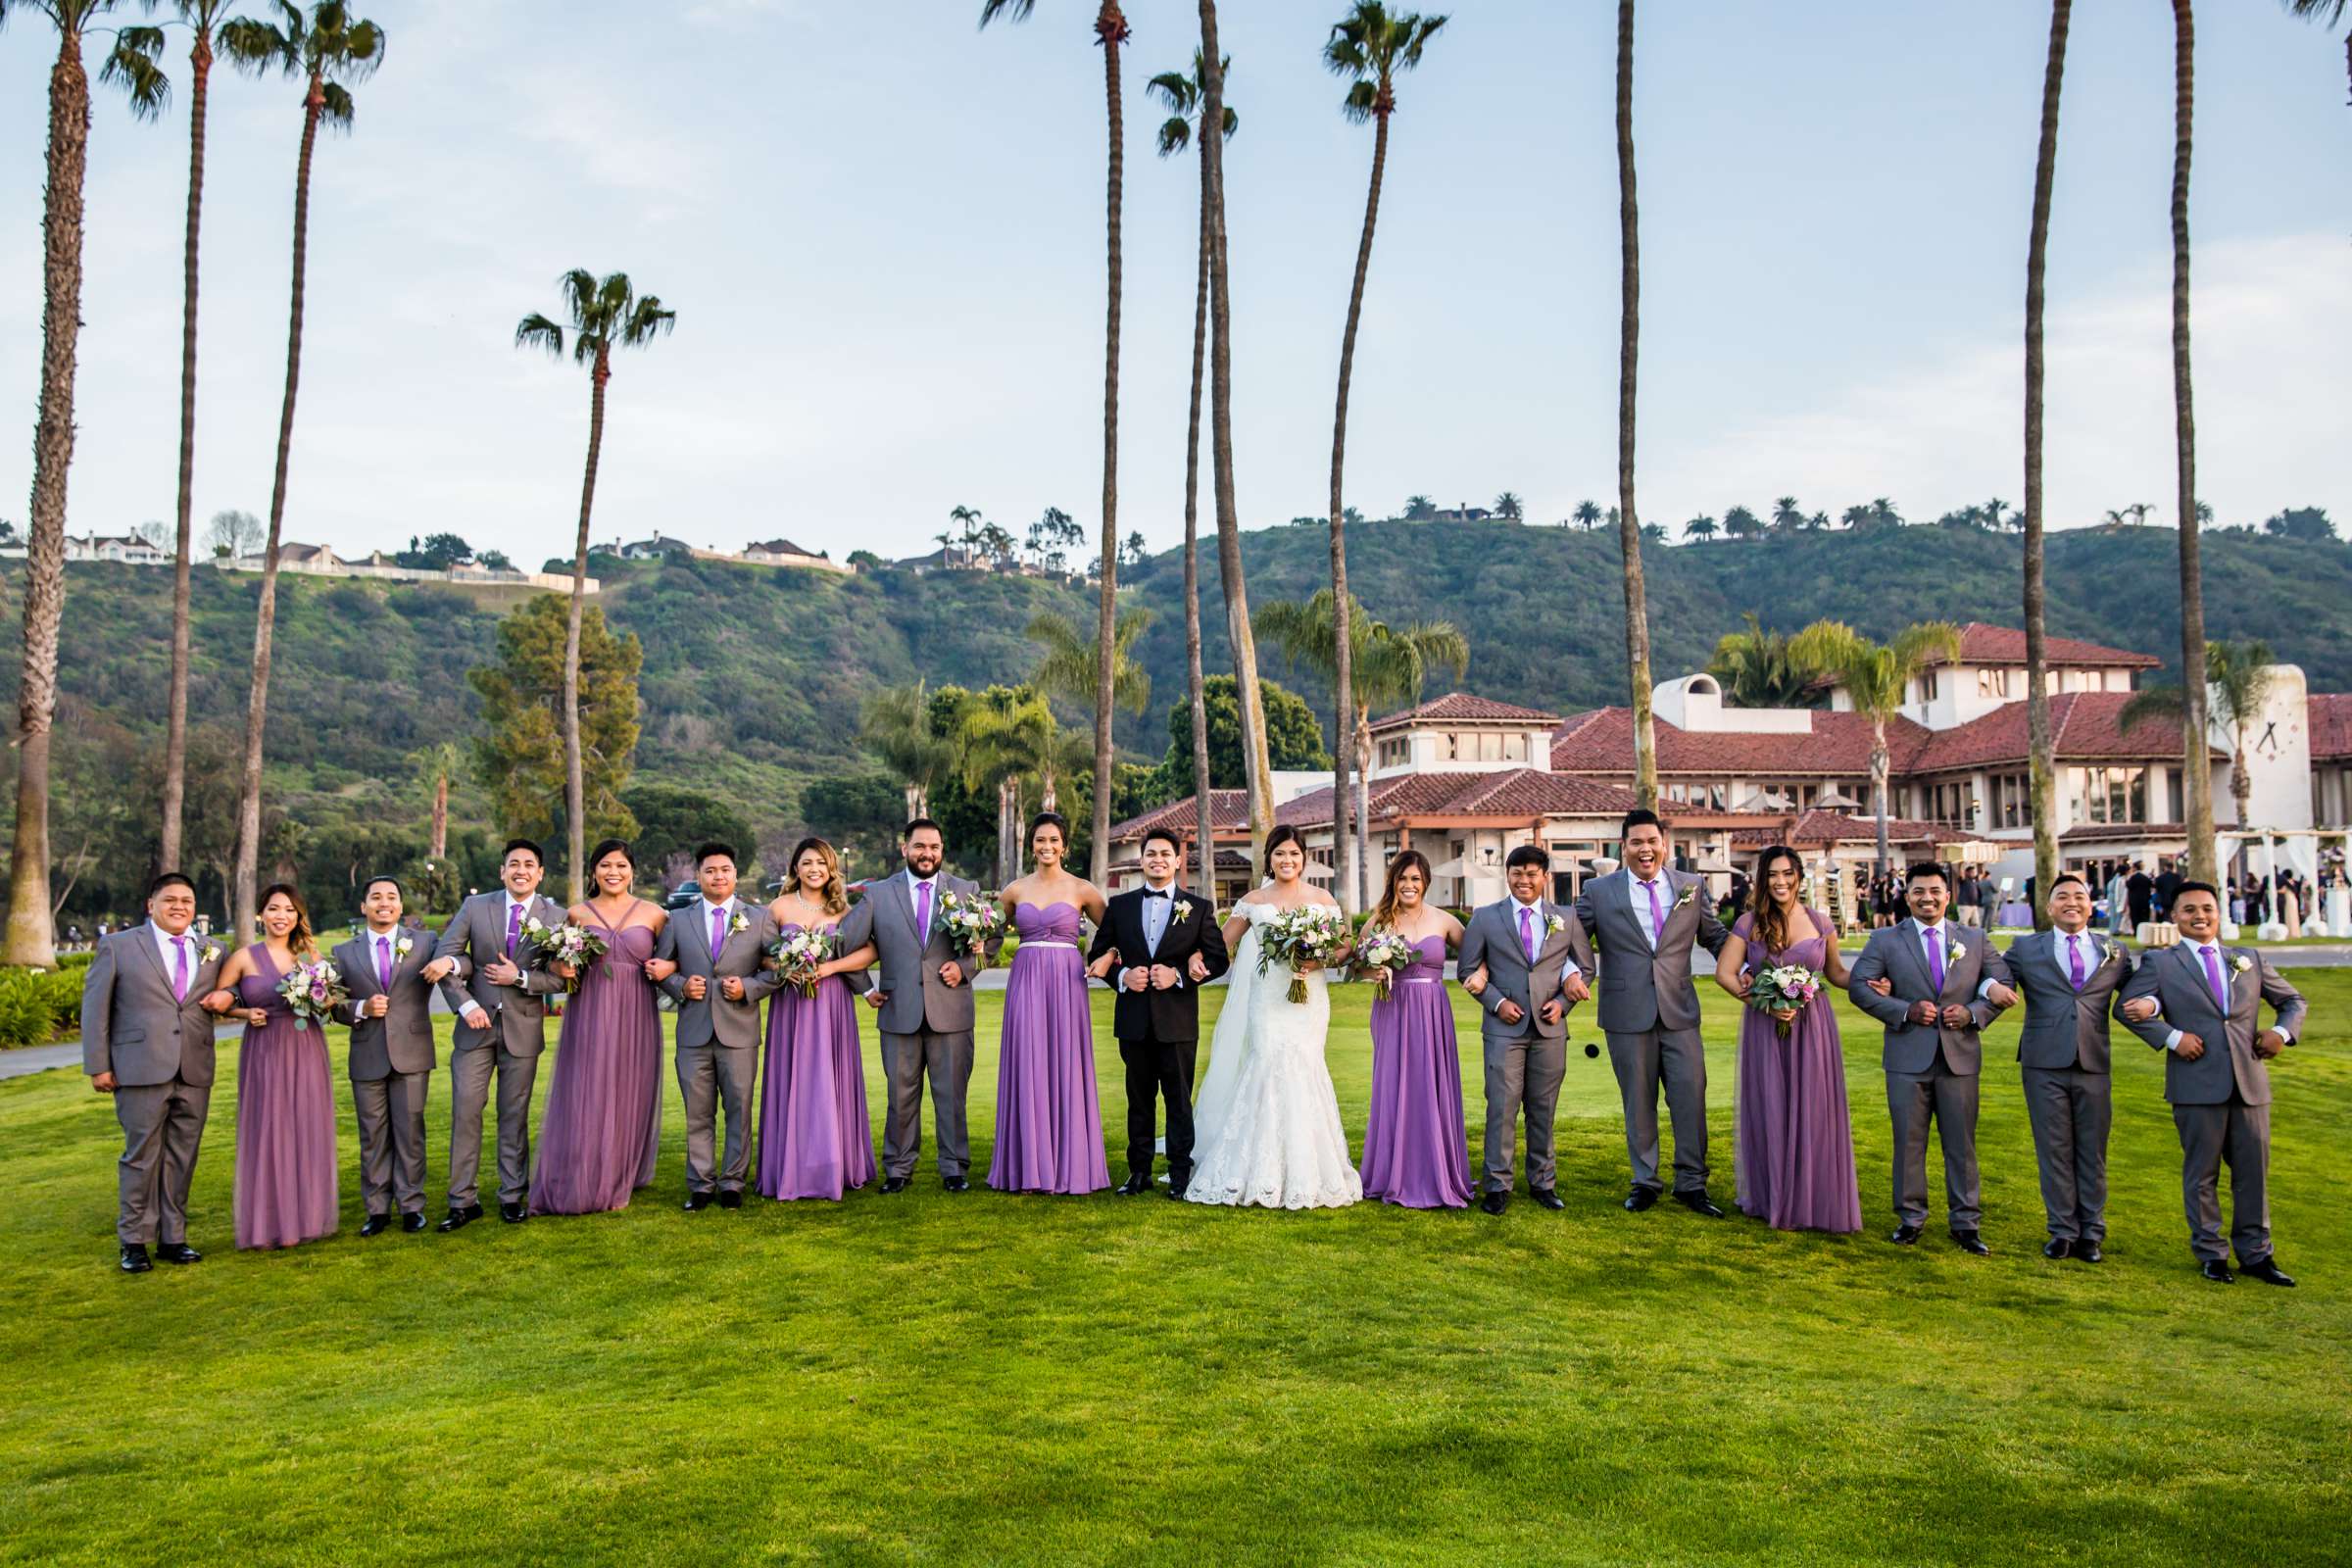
[781,837,848,917]
[1372,850,1433,932]
[1744,846,1803,956]
[256,882,319,958]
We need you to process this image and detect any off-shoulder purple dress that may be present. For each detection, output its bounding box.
[757,923,876,1200]
[233,946,340,1250]
[530,919,663,1216]
[987,903,1109,1194]
[1360,934,1474,1208]
[1732,908,1862,1234]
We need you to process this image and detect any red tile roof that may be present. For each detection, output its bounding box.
[1726,809,1952,848]
[1368,691,1562,734]
[1549,707,1925,777]
[2309,694,2352,762]
[1106,789,1250,842]
[1938,623,2161,670]
[1907,691,2216,772]
[1273,768,1641,830]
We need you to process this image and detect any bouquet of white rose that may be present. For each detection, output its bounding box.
[1258,905,1351,1004]
[1746,962,1824,1039]
[275,956,349,1033]
[519,916,608,993]
[936,890,1004,954]
[1350,927,1420,994]
[766,926,835,1000]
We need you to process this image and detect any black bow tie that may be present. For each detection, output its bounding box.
[1144,890,1171,900]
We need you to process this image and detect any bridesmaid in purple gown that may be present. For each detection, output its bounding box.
[1714,844,1864,1234]
[530,839,667,1217]
[1358,851,1475,1209]
[204,884,339,1250]
[988,811,1110,1195]
[757,837,879,1200]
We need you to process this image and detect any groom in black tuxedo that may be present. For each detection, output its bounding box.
[1089,827,1230,1199]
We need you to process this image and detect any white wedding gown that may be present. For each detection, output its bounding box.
[1187,902,1362,1210]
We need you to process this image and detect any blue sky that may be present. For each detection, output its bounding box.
[1,0,2345,568]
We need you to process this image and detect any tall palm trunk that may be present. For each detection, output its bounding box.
[1352,704,1373,899]
[1195,6,1274,873]
[563,345,611,906]
[161,29,217,875]
[1326,90,1392,916]
[232,71,326,940]
[1871,726,1890,878]
[1613,0,1657,811]
[430,766,448,859]
[2171,0,2214,882]
[1182,137,1215,900]
[2023,0,2070,930]
[4,27,92,968]
[1088,2,1129,887]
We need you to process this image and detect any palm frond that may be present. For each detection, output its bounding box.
[1146,69,1197,116]
[977,0,1035,28]
[1156,115,1191,158]
[318,78,354,128]
[1340,78,1378,123]
[219,12,297,74]
[101,25,172,121]
[514,314,564,357]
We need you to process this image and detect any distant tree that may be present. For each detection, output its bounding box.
[621,780,751,885]
[1722,505,1762,542]
[1572,499,1601,531]
[858,680,953,821]
[1124,529,1149,564]
[131,518,171,550]
[1493,491,1523,520]
[1806,510,1830,531]
[408,740,463,858]
[1403,493,1436,520]
[1641,521,1667,543]
[1684,514,1717,543]
[1028,607,1152,720]
[1788,619,1963,876]
[1152,673,1331,793]
[846,548,882,571]
[206,507,263,559]
[1341,506,1364,528]
[2264,505,2335,541]
[401,531,472,569]
[1840,503,1872,530]
[477,548,514,571]
[468,594,642,862]
[1771,496,1804,532]
[2122,639,2277,834]
[1706,612,1826,708]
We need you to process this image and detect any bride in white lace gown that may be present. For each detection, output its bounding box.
[1188,827,1363,1210]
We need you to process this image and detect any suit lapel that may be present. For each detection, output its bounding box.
[1890,921,1932,1000]
[125,924,171,995]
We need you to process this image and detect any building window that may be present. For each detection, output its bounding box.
[1925,780,1975,828]
[2165,767,2183,820]
[1504,732,1527,762]
[2071,765,2148,825]
[1978,667,2010,699]
[1921,668,1939,702]
[1988,771,2032,829]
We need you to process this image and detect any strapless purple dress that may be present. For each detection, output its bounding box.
[987,903,1109,1194]
[530,920,663,1216]
[1732,908,1862,1233]
[1360,935,1474,1208]
[233,945,340,1250]
[757,923,876,1200]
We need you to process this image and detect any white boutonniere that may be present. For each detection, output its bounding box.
[200,942,222,965]
[729,911,751,936]
[2230,954,2252,975]
[1172,900,1194,922]
[395,936,415,959]
[1544,912,1567,936]
[1672,884,1697,911]
[1948,943,1967,963]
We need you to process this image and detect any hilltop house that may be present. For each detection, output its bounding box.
[64,534,171,565]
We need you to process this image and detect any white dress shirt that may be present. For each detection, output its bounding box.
[1627,872,1669,949]
[1121,881,1183,992]
[152,922,200,980]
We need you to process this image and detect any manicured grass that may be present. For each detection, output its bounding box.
[7,974,2347,1565]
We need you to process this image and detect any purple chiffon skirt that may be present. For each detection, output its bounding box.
[1360,972,1474,1209]
[757,976,875,1200]
[1733,997,1863,1233]
[233,1015,340,1250]
[987,943,1109,1194]
[530,950,663,1216]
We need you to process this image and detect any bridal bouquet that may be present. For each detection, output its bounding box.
[766,926,835,1000]
[1746,963,1824,1039]
[1259,906,1351,1004]
[1351,928,1420,994]
[276,957,349,1033]
[936,891,1004,954]
[519,916,608,993]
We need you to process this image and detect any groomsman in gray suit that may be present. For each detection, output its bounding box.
[1847,862,2017,1253]
[1456,846,1593,1215]
[2118,881,2309,1285]
[331,875,439,1236]
[1574,809,1733,1216]
[423,838,566,1228]
[2002,872,2160,1262]
[80,872,227,1272]
[836,818,999,1192]
[655,841,777,1210]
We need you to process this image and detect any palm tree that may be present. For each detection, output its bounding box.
[2121,640,2276,834]
[1684,514,1717,543]
[218,0,381,940]
[1193,7,1275,873]
[1771,495,1804,532]
[2167,1,2215,882]
[1,1,167,965]
[858,681,954,821]
[2280,0,2349,102]
[1706,612,1825,709]
[2023,0,2071,931]
[982,0,1129,885]
[1255,590,1465,908]
[1150,50,1233,899]
[1721,505,1761,542]
[1572,499,1601,530]
[1026,607,1153,723]
[1788,620,1964,878]
[960,692,1082,888]
[1403,493,1436,520]
[1493,491,1522,520]
[1611,0,1656,809]
[514,270,675,903]
[1320,0,1446,915]
[1841,503,1872,530]
[1806,510,1830,531]
[1982,496,2011,530]
[410,740,463,859]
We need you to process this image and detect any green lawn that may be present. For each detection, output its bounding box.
[6,975,2347,1566]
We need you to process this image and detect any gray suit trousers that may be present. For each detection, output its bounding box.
[1480,1032,1566,1194]
[1886,1059,1981,1231]
[2021,1066,2110,1243]
[2173,1099,2271,1264]
[880,1027,972,1180]
[114,1076,210,1245]
[448,1042,538,1207]
[1605,1027,1709,1194]
[677,1041,757,1194]
[354,1070,430,1215]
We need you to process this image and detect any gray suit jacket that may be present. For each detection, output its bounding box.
[656,901,778,1051]
[2118,942,2307,1106]
[432,891,568,1054]
[1574,867,1728,1034]
[79,924,226,1087]
[2004,928,2132,1073]
[1456,898,1593,1043]
[1847,919,2014,1075]
[836,869,998,1037]
[330,929,439,1080]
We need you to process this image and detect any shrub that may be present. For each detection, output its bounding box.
[0,966,86,1048]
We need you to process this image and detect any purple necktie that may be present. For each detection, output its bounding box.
[1644,878,1666,944]
[1519,906,1538,963]
[505,902,520,958]
[2066,934,2084,992]
[2201,945,2230,1012]
[1925,925,1945,993]
[711,906,727,957]
[172,937,190,1002]
[914,881,932,945]
[376,935,392,991]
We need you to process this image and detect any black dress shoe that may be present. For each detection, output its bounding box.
[2201,1259,2234,1284]
[2075,1240,2102,1263]
[1673,1190,1726,1219]
[437,1204,483,1233]
[155,1241,201,1265]
[360,1212,391,1238]
[1480,1191,1509,1215]
[1952,1230,1991,1256]
[717,1190,743,1209]
[499,1202,528,1223]
[1116,1173,1153,1197]
[1164,1181,1189,1200]
[942,1175,969,1193]
[682,1192,712,1212]
[2042,1238,2073,1260]
[1890,1224,1923,1246]
[119,1243,152,1274]
[401,1211,428,1234]
[1530,1187,1565,1211]
[880,1176,910,1195]
[1623,1187,1660,1212]
[2239,1256,2297,1287]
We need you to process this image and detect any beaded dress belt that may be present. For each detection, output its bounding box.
[1023,941,1079,950]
